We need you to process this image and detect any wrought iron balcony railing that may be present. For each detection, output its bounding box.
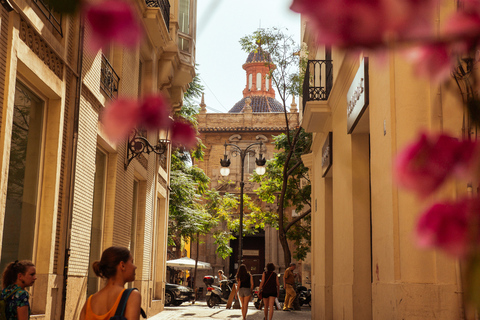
[302,60,333,112]
[32,0,62,36]
[145,0,170,31]
[101,55,120,99]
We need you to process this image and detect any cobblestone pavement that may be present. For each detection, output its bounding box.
[148,301,311,320]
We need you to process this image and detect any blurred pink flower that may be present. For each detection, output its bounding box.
[171,120,197,149]
[290,0,436,48]
[101,98,140,142]
[404,44,453,83]
[139,94,172,130]
[394,133,478,197]
[416,198,480,257]
[443,11,480,51]
[85,0,142,52]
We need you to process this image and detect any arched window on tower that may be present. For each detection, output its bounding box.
[248,74,252,90]
[265,76,269,91]
[256,73,262,90]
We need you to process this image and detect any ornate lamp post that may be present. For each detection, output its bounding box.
[220,141,266,267]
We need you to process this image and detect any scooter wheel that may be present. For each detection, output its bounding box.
[207,296,216,308]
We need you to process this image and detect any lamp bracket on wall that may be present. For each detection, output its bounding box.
[124,129,170,169]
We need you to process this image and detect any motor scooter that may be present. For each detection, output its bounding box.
[203,275,236,308]
[298,286,311,307]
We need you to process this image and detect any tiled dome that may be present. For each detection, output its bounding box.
[229,96,284,113]
[245,47,273,64]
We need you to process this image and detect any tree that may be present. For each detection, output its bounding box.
[240,27,311,265]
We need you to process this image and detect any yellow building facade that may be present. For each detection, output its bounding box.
[0,0,196,318]
[301,2,465,319]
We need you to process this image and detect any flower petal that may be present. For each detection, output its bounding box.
[171,120,197,149]
[100,98,140,142]
[139,94,172,130]
[86,0,143,52]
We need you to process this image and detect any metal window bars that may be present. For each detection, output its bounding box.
[302,60,333,112]
[145,0,170,31]
[32,0,62,36]
[101,55,120,100]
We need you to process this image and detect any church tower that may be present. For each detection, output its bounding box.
[194,46,299,289]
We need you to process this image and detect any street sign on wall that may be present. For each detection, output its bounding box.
[347,58,369,134]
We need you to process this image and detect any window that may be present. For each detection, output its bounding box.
[0,82,45,272]
[178,0,191,53]
[130,181,139,258]
[256,73,262,90]
[248,74,252,90]
[128,180,139,289]
[265,77,269,91]
[87,149,107,296]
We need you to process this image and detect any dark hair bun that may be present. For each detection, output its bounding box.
[92,261,102,277]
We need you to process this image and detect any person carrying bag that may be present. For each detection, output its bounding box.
[80,246,145,320]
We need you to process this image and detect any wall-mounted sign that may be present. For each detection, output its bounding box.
[322,132,332,177]
[243,250,259,256]
[347,58,369,134]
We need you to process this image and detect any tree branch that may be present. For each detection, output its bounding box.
[285,208,311,233]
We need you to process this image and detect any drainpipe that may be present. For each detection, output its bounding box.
[60,15,85,320]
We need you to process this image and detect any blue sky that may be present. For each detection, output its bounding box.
[195,0,301,113]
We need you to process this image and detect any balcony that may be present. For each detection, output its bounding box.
[101,55,120,100]
[302,60,333,133]
[145,0,170,31]
[32,0,62,36]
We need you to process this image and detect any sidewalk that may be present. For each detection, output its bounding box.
[148,301,311,320]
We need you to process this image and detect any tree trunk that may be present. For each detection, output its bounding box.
[193,233,200,302]
[174,238,182,258]
[278,225,291,267]
[277,127,302,268]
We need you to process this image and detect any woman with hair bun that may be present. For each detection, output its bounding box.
[80,246,141,320]
[1,260,36,320]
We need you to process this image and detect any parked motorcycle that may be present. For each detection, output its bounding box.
[203,275,236,308]
[297,286,311,307]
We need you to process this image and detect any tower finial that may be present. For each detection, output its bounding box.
[200,92,207,114]
[290,95,298,113]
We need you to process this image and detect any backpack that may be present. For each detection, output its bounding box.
[0,287,21,320]
[109,288,147,320]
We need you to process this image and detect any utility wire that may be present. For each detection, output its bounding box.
[199,75,230,112]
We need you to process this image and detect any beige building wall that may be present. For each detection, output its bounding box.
[302,1,464,318]
[0,0,195,318]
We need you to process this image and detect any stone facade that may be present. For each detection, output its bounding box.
[0,0,196,318]
[300,1,464,319]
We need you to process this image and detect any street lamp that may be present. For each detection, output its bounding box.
[220,141,266,267]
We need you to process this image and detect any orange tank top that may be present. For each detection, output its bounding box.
[85,289,125,320]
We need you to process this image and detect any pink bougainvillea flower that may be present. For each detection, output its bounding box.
[86,0,143,52]
[443,11,480,52]
[404,44,453,83]
[100,97,140,142]
[416,198,480,257]
[394,132,478,197]
[290,0,388,47]
[138,94,172,130]
[290,0,437,48]
[170,120,197,149]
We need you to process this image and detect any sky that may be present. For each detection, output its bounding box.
[195,0,301,113]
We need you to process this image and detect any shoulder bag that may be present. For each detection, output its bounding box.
[110,288,147,320]
[258,272,274,300]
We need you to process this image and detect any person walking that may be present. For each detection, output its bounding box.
[236,264,253,320]
[1,260,37,320]
[79,246,142,320]
[259,263,279,320]
[282,262,296,311]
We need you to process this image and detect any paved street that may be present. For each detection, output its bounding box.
[148,301,311,320]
